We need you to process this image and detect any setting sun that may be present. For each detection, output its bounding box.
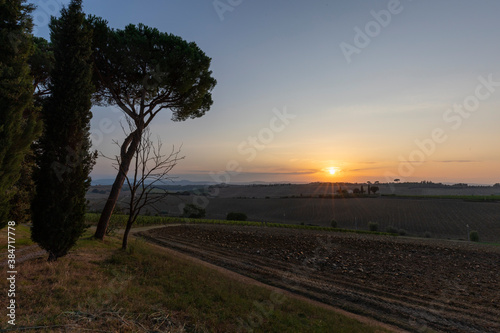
[328,167,337,175]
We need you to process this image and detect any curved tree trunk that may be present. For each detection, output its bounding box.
[94,169,128,239]
[121,215,134,250]
[94,129,142,240]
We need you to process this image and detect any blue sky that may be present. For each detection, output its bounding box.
[30,0,500,184]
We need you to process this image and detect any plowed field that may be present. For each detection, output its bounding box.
[139,224,500,333]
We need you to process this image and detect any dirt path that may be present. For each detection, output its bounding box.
[137,224,500,333]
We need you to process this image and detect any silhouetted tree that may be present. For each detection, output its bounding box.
[90,20,216,239]
[0,0,42,228]
[31,0,96,261]
[370,186,379,194]
[10,37,55,225]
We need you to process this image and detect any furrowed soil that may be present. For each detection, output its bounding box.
[138,224,500,333]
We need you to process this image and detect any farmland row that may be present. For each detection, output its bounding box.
[87,196,500,242]
[195,197,500,242]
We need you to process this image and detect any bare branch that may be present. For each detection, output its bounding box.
[118,125,184,249]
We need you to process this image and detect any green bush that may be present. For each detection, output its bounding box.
[331,219,338,228]
[398,229,407,236]
[469,230,479,242]
[386,226,398,234]
[226,212,247,221]
[424,232,432,238]
[368,222,379,232]
[183,204,206,218]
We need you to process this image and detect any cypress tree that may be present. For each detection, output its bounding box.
[9,37,54,225]
[31,0,96,261]
[0,0,41,228]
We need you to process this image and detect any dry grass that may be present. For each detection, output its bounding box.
[1,229,191,332]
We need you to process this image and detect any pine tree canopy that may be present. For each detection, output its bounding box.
[90,19,217,125]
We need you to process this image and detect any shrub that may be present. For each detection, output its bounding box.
[331,219,338,228]
[469,230,479,242]
[368,222,379,232]
[398,229,407,236]
[386,226,398,234]
[226,212,247,221]
[424,232,432,238]
[183,204,206,218]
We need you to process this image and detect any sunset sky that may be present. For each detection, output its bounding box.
[31,0,500,184]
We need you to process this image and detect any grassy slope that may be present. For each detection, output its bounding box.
[0,224,390,332]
